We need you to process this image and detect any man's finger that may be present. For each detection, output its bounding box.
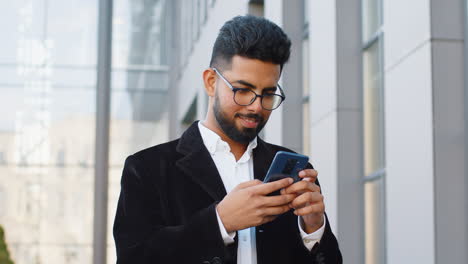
[253,177,293,195]
[263,204,292,216]
[233,179,262,191]
[284,181,320,194]
[262,193,296,206]
[290,192,323,209]
[298,169,318,181]
[294,203,325,216]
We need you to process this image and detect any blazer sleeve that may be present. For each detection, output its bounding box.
[308,213,343,263]
[113,155,235,264]
[303,163,343,263]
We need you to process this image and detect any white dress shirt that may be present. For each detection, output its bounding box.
[198,121,325,264]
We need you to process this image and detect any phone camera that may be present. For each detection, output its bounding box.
[281,159,297,174]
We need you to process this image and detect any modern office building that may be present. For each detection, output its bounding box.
[0,0,466,264]
[1,0,170,263]
[171,1,468,264]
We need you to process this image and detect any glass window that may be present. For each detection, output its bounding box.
[109,1,171,263]
[0,1,174,263]
[303,0,309,26]
[302,102,310,156]
[363,41,385,175]
[363,0,381,40]
[0,1,97,263]
[302,35,310,156]
[362,0,385,263]
[364,177,386,264]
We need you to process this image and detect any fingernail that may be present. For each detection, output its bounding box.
[288,178,294,184]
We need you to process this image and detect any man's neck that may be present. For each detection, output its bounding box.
[200,120,248,161]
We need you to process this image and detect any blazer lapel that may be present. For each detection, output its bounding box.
[175,121,227,202]
[253,138,276,181]
[175,122,278,200]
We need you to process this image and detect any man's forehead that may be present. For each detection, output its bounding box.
[227,56,280,78]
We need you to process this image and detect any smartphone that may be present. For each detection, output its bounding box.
[263,151,309,183]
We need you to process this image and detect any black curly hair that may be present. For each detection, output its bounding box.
[209,15,291,71]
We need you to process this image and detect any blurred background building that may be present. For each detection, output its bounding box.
[0,0,466,264]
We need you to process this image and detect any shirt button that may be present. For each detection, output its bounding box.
[304,238,312,243]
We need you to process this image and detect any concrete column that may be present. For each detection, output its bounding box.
[263,0,284,145]
[335,0,365,263]
[431,0,468,262]
[309,0,364,263]
[281,0,304,153]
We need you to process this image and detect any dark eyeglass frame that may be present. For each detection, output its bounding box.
[212,67,286,111]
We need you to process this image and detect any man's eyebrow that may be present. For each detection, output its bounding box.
[232,80,278,91]
[232,80,256,89]
[263,87,277,92]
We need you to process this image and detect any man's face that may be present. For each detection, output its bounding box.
[213,55,281,143]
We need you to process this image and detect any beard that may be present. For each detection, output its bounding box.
[213,93,267,144]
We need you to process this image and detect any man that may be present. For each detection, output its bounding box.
[113,15,342,264]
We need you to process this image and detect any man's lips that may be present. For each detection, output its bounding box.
[237,114,261,128]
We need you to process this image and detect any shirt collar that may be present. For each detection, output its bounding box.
[198,121,258,158]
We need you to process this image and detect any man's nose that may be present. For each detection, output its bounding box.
[246,95,263,112]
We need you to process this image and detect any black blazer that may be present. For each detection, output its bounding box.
[113,122,342,264]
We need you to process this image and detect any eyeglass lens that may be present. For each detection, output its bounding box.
[234,89,282,110]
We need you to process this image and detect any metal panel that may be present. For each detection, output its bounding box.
[93,0,113,263]
[336,0,365,263]
[281,0,304,153]
[431,0,467,262]
[432,38,468,264]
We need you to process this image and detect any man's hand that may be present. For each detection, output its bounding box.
[281,169,325,234]
[216,178,296,233]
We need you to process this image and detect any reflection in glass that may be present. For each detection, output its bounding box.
[110,0,171,160]
[108,1,172,263]
[363,41,384,175]
[364,178,386,264]
[0,1,97,263]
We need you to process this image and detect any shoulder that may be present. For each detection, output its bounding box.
[258,138,313,169]
[128,138,181,165]
[257,137,298,154]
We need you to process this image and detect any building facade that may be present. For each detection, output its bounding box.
[0,0,171,263]
[0,0,467,264]
[170,1,468,264]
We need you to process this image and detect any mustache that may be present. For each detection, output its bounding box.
[235,113,264,122]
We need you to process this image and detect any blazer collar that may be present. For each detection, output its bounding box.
[252,137,276,181]
[175,121,227,201]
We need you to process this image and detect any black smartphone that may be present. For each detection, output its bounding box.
[263,151,309,183]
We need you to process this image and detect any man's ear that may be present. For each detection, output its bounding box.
[203,68,216,97]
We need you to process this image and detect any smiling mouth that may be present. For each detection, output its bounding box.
[237,114,261,128]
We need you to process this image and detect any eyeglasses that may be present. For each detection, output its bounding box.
[213,68,286,111]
